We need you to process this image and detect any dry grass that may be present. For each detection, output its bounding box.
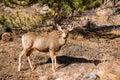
[0,34,120,80]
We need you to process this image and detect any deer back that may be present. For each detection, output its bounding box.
[21,24,74,52]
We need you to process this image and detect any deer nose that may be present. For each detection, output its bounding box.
[62,33,66,38]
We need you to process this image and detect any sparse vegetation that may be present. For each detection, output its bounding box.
[0,14,10,28]
[0,0,119,33]
[0,14,6,25]
[3,0,102,17]
[0,13,43,31]
[0,0,102,33]
[0,0,120,80]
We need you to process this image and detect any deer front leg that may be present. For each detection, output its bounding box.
[50,50,56,72]
[54,56,57,67]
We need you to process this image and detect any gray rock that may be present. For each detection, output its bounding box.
[4,7,12,12]
[81,73,100,80]
[36,4,50,14]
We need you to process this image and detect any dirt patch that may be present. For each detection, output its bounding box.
[0,35,120,80]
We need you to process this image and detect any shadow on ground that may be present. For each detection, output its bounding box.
[35,55,101,69]
[71,24,120,39]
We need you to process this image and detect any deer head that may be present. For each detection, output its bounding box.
[57,24,73,39]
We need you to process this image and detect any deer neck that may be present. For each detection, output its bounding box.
[59,37,66,45]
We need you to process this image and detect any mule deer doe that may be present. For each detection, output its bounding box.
[18,24,73,72]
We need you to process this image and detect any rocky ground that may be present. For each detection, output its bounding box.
[0,33,120,80]
[0,2,120,80]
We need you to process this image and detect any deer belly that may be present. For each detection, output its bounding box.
[33,38,49,52]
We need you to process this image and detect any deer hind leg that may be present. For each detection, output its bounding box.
[26,49,34,70]
[50,50,56,72]
[18,49,29,71]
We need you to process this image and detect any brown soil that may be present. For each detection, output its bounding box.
[0,2,120,80]
[0,34,120,80]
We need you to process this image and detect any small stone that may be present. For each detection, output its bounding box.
[1,32,13,41]
[56,78,61,80]
[4,7,12,12]
[81,73,100,80]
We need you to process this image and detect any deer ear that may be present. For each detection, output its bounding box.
[57,24,62,31]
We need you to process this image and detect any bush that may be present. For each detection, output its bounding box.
[3,0,18,6]
[43,0,102,18]
[2,0,103,30]
[59,4,72,18]
[0,14,7,25]
[3,0,102,16]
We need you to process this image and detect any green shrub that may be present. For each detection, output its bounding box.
[0,14,7,25]
[3,0,12,6]
[21,1,28,6]
[3,0,14,6]
[60,4,72,18]
[2,0,103,29]
[3,0,102,16]
[94,0,102,7]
